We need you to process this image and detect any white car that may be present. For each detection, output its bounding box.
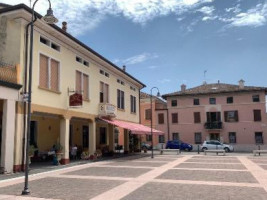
[201,140,234,152]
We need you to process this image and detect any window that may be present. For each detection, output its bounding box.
[255,132,263,144]
[83,61,89,67]
[159,135,165,143]
[40,36,50,46]
[194,112,201,123]
[146,135,152,141]
[145,109,152,120]
[105,72,109,77]
[100,127,107,144]
[51,42,60,51]
[76,71,89,100]
[117,89,125,109]
[194,98,200,105]
[254,110,262,121]
[172,113,178,123]
[39,54,60,92]
[195,132,202,144]
[100,70,104,75]
[209,98,216,104]
[114,128,119,144]
[130,86,136,91]
[158,113,164,124]
[229,132,236,143]
[172,133,179,140]
[227,97,233,104]
[76,56,82,63]
[100,82,109,103]
[130,95,136,113]
[252,95,260,102]
[224,111,239,122]
[171,100,177,107]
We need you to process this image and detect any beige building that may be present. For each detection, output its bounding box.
[0,3,146,173]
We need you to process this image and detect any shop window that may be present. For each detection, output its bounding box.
[195,132,202,144]
[100,127,107,144]
[255,132,263,144]
[229,132,236,143]
[159,135,165,143]
[172,132,179,140]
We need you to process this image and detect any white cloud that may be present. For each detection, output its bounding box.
[116,53,158,65]
[197,6,215,15]
[223,3,267,28]
[158,79,171,83]
[225,4,241,14]
[1,0,214,35]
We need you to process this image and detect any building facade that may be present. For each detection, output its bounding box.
[0,3,145,173]
[161,81,267,151]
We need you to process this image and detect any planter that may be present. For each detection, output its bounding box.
[56,152,63,164]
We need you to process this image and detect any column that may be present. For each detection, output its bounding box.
[124,129,129,153]
[108,124,114,151]
[60,117,70,164]
[89,119,96,155]
[1,99,16,173]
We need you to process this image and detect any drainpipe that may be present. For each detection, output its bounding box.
[167,107,170,141]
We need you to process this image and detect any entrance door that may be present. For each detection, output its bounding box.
[210,133,220,141]
[82,126,89,149]
[0,112,2,159]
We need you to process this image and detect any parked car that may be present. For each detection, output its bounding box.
[141,142,152,150]
[166,140,193,151]
[201,140,234,152]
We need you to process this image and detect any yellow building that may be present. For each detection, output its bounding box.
[0,3,146,173]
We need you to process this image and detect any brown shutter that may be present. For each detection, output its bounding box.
[83,74,89,99]
[158,113,164,124]
[76,71,82,93]
[104,84,109,103]
[50,59,59,91]
[224,111,228,122]
[172,113,178,123]
[39,54,49,88]
[254,110,261,121]
[235,111,239,122]
[194,112,201,123]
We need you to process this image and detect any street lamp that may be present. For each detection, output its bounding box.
[150,87,160,159]
[22,0,58,195]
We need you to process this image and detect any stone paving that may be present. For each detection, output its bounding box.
[0,153,267,200]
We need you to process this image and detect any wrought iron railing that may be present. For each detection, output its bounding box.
[0,61,19,84]
[204,121,223,129]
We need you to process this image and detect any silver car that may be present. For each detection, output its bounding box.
[201,140,234,152]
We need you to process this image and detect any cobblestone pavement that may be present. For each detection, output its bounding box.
[0,153,267,200]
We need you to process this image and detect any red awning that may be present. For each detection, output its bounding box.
[100,118,164,135]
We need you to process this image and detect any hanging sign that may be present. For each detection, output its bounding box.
[69,93,83,107]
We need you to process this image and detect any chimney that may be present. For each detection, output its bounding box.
[62,21,67,31]
[238,79,245,89]
[122,65,126,71]
[181,84,186,92]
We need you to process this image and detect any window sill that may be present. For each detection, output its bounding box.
[131,112,137,115]
[83,98,90,102]
[38,86,61,94]
[117,108,125,112]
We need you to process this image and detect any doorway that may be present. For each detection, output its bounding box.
[0,112,2,160]
[30,121,38,146]
[82,126,89,149]
[210,133,220,141]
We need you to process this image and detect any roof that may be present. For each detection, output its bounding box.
[140,91,167,105]
[0,4,146,88]
[0,3,11,8]
[0,80,22,90]
[162,83,267,99]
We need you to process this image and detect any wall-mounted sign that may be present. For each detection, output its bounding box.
[69,93,83,107]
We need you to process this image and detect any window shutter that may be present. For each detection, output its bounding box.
[83,74,89,99]
[39,54,49,88]
[224,111,227,122]
[76,71,82,93]
[194,112,201,123]
[50,59,59,91]
[235,111,239,122]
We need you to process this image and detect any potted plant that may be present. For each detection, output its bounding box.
[54,142,63,164]
[28,145,37,164]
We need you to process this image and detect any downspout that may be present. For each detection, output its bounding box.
[166,107,170,141]
[21,16,37,171]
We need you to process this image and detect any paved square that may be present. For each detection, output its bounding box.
[156,169,258,183]
[104,161,165,167]
[121,182,267,200]
[0,177,125,200]
[64,166,151,177]
[175,163,247,169]
[186,158,241,163]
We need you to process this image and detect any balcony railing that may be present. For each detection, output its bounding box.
[99,103,117,118]
[0,61,20,84]
[204,121,223,129]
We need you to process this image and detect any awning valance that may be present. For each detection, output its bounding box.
[99,118,164,135]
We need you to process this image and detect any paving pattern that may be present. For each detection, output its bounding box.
[0,153,267,200]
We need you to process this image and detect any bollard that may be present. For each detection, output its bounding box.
[216,145,218,155]
[198,145,200,154]
[258,145,261,156]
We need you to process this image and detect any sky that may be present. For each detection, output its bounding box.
[2,0,267,95]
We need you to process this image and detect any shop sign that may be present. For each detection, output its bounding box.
[69,93,83,107]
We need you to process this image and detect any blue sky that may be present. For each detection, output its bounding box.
[3,0,267,95]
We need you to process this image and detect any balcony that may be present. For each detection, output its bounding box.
[0,61,20,84]
[204,121,223,129]
[99,103,117,118]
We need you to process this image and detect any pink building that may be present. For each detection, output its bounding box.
[157,80,267,151]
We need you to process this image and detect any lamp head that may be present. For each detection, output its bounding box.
[42,8,58,24]
[156,91,161,97]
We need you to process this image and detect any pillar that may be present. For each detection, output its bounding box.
[124,129,129,153]
[1,99,16,173]
[108,124,114,151]
[89,120,96,155]
[60,117,70,164]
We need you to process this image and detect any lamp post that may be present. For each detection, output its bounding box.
[22,0,58,195]
[150,87,160,159]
